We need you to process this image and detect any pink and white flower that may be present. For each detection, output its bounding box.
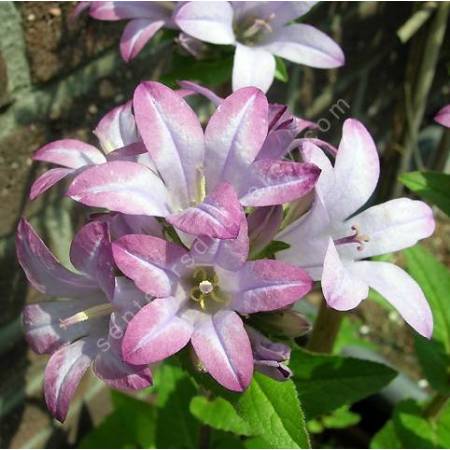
[434,104,450,128]
[67,82,320,240]
[30,101,150,200]
[17,218,152,421]
[174,1,345,92]
[277,119,435,338]
[113,214,313,391]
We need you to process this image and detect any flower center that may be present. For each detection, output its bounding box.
[334,225,370,251]
[189,267,227,311]
[235,14,275,45]
[59,303,113,329]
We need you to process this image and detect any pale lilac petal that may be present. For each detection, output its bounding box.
[434,104,450,128]
[174,1,235,45]
[120,19,165,62]
[350,261,433,338]
[122,296,193,365]
[177,80,223,106]
[329,119,379,221]
[255,360,292,381]
[94,101,139,153]
[191,311,253,391]
[256,129,297,160]
[239,160,321,207]
[70,221,115,300]
[321,239,368,310]
[133,81,205,210]
[16,219,97,297]
[336,198,435,261]
[33,139,106,169]
[232,44,276,93]
[190,214,249,270]
[22,297,99,354]
[247,206,283,255]
[106,213,164,240]
[246,326,290,362]
[277,194,330,280]
[89,1,172,21]
[30,167,74,200]
[205,87,268,192]
[263,24,345,68]
[111,276,149,315]
[112,235,187,297]
[93,313,152,391]
[67,161,170,216]
[228,260,312,314]
[44,338,95,422]
[167,182,242,239]
[233,2,317,29]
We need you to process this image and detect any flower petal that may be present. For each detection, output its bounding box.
[247,205,283,256]
[434,104,450,128]
[89,1,171,21]
[329,119,380,221]
[336,198,435,261]
[205,87,268,192]
[174,1,235,45]
[94,101,139,153]
[30,167,74,200]
[22,297,100,354]
[263,24,344,68]
[190,214,249,270]
[167,182,242,239]
[16,219,97,296]
[70,221,116,300]
[112,234,187,297]
[239,160,320,207]
[44,338,95,422]
[33,139,106,169]
[232,44,276,93]
[120,19,165,62]
[321,239,369,310]
[133,81,205,210]
[122,296,193,365]
[229,260,312,314]
[67,160,170,216]
[191,311,253,391]
[349,261,433,338]
[177,80,223,106]
[256,129,296,160]
[105,212,164,240]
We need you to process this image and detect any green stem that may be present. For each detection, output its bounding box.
[423,393,449,420]
[307,298,344,354]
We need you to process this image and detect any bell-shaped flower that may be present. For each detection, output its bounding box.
[30,101,151,200]
[277,119,435,338]
[435,104,450,128]
[74,2,179,62]
[174,1,345,92]
[112,206,313,391]
[17,218,152,422]
[67,83,320,241]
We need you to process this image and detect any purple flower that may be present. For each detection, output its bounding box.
[277,119,435,338]
[174,1,345,92]
[66,82,320,241]
[30,101,151,200]
[75,2,179,62]
[17,218,152,422]
[112,214,312,391]
[434,104,450,128]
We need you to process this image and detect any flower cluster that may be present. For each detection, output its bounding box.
[74,1,344,92]
[18,81,435,422]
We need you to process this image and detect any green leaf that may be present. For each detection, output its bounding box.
[322,406,361,429]
[290,348,397,419]
[190,396,252,436]
[80,392,156,448]
[155,375,201,448]
[371,420,402,449]
[399,171,450,215]
[210,430,245,449]
[253,240,290,260]
[152,359,187,407]
[236,373,310,448]
[274,57,289,83]
[404,245,450,394]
